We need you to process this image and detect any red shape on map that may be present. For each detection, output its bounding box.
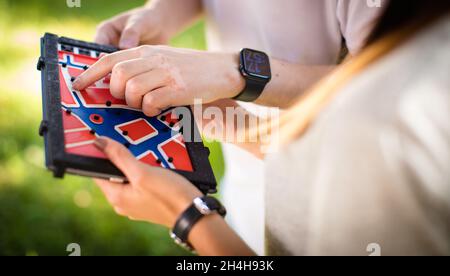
[62,109,106,159]
[158,110,181,130]
[138,151,165,168]
[159,134,193,172]
[62,109,85,129]
[79,87,126,106]
[115,118,158,144]
[59,51,97,66]
[68,67,84,78]
[65,129,95,145]
[59,68,78,107]
[66,143,106,159]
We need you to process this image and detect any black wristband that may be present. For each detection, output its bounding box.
[233,77,267,102]
[171,196,226,250]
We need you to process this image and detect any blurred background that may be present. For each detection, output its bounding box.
[0,0,224,256]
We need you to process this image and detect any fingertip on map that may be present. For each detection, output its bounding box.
[72,78,82,90]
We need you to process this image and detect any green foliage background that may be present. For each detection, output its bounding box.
[0,0,224,256]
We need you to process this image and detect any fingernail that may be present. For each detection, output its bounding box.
[94,138,108,151]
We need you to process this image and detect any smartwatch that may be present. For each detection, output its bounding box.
[170,196,227,251]
[233,48,272,102]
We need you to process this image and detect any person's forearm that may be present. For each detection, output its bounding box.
[255,59,335,108]
[147,0,203,39]
[200,99,268,160]
[189,214,256,256]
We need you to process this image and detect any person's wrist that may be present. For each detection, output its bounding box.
[170,186,203,228]
[187,212,222,244]
[221,52,245,100]
[170,196,227,251]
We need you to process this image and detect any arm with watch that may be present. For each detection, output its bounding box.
[72,46,333,254]
[93,137,255,256]
[73,46,333,157]
[73,46,334,113]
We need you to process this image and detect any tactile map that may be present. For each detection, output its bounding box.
[58,44,193,172]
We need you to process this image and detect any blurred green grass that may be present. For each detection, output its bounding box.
[0,0,224,256]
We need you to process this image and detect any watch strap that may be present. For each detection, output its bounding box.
[171,196,226,250]
[233,77,267,102]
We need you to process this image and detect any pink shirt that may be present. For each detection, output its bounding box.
[204,0,384,62]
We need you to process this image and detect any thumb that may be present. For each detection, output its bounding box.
[119,16,144,49]
[94,137,142,181]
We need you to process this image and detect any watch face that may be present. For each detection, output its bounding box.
[241,49,271,79]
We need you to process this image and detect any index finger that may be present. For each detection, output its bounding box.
[72,48,140,90]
